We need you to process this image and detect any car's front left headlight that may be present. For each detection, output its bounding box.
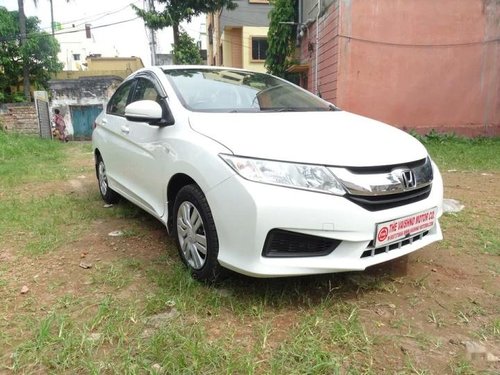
[220,154,346,195]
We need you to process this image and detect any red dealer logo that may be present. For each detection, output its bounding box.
[377,227,388,242]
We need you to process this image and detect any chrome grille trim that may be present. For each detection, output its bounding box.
[345,185,432,211]
[330,157,433,197]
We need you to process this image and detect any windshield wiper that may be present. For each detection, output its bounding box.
[276,107,299,112]
[260,106,337,112]
[258,107,298,112]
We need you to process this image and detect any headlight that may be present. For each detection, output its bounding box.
[220,154,346,195]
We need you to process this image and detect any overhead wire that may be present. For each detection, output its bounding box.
[35,0,142,33]
[0,17,141,42]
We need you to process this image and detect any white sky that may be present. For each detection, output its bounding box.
[2,0,205,66]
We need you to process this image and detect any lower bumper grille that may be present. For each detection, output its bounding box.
[262,229,341,258]
[361,231,429,258]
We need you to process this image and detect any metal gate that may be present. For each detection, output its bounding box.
[69,104,103,140]
[34,91,52,139]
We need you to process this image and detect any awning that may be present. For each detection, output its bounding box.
[286,64,310,73]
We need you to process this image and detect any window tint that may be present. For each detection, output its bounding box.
[107,80,134,116]
[131,78,161,103]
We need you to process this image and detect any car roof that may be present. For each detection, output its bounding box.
[126,65,269,84]
[160,65,252,72]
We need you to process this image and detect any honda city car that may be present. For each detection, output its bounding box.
[92,66,443,281]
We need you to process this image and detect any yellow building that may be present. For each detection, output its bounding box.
[220,26,269,72]
[207,1,271,73]
[53,56,144,80]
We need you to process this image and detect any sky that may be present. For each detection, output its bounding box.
[2,0,205,66]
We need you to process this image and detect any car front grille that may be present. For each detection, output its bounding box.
[331,157,434,211]
[346,185,432,211]
[262,229,341,258]
[360,230,429,258]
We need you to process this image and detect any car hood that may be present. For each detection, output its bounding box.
[188,111,428,167]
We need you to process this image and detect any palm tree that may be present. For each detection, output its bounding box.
[17,0,31,101]
[17,0,59,101]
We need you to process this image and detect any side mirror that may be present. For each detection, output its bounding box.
[125,100,174,126]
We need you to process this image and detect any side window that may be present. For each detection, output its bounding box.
[130,78,161,104]
[107,80,134,116]
[251,37,268,61]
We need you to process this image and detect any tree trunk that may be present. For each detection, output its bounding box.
[172,22,180,64]
[17,0,31,102]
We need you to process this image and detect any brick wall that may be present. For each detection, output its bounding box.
[299,2,340,104]
[0,103,39,135]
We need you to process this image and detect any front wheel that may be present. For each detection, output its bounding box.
[173,184,221,282]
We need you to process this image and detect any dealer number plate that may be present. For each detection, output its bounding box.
[375,207,437,247]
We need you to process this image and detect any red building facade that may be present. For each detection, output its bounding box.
[295,0,499,136]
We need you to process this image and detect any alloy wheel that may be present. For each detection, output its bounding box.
[176,201,207,270]
[98,161,108,196]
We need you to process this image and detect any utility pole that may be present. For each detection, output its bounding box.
[50,0,54,36]
[145,0,157,65]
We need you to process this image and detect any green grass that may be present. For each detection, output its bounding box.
[0,131,67,187]
[0,192,101,255]
[0,188,152,255]
[0,131,93,190]
[1,131,499,374]
[415,132,500,171]
[449,358,475,375]
[8,293,374,374]
[438,210,500,256]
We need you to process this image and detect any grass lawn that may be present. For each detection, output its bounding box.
[0,132,499,374]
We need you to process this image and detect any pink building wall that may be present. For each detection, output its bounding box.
[300,2,340,103]
[299,0,499,136]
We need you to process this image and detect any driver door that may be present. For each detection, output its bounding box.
[119,76,173,218]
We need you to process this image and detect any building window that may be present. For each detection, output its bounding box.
[73,54,80,61]
[251,37,268,61]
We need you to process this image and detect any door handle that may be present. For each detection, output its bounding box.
[120,125,130,134]
[101,118,107,124]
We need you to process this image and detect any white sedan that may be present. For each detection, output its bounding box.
[92,66,443,281]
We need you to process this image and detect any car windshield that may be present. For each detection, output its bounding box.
[162,68,333,112]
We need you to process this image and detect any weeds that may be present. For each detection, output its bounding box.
[449,357,475,375]
[427,309,445,328]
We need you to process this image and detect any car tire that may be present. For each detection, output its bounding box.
[96,155,120,204]
[173,184,222,282]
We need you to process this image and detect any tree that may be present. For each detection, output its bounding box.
[133,0,237,61]
[0,7,63,103]
[172,29,202,65]
[16,0,64,101]
[265,0,297,78]
[17,0,31,101]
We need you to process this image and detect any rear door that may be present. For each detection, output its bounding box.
[97,79,136,193]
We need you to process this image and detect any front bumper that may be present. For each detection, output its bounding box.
[206,167,443,277]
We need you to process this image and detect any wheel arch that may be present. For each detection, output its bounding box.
[167,173,197,232]
[94,148,102,176]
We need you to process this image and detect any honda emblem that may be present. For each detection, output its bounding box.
[401,170,416,189]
